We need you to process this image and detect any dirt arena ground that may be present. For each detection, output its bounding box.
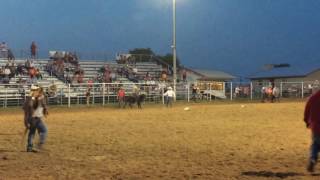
[0,101,317,179]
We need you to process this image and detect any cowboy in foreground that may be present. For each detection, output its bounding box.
[23,85,48,152]
[304,89,320,172]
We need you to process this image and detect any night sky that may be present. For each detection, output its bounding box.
[1,0,320,77]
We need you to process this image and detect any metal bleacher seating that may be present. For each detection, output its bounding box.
[0,58,165,106]
[0,59,67,102]
[134,62,163,82]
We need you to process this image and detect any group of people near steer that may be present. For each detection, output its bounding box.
[261,85,280,103]
[116,85,176,108]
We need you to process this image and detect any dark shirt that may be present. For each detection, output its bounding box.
[304,90,320,135]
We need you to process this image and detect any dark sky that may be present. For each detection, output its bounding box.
[1,0,320,77]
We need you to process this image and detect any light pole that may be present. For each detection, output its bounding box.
[172,0,177,99]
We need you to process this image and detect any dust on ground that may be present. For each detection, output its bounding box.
[0,102,316,179]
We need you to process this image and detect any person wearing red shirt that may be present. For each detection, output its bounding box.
[304,90,320,172]
[30,41,37,59]
[117,87,126,108]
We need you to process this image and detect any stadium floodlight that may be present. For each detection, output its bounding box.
[172,0,177,100]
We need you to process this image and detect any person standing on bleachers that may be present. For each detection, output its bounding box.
[161,70,167,82]
[182,70,187,82]
[0,42,8,58]
[30,41,37,59]
[7,49,15,61]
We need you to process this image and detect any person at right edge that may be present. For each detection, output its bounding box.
[304,89,320,172]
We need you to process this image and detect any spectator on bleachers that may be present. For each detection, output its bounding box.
[30,41,37,59]
[0,67,4,78]
[35,68,42,80]
[0,42,8,58]
[117,67,123,77]
[104,65,111,74]
[48,82,57,97]
[16,63,25,76]
[132,67,138,75]
[93,73,102,83]
[110,71,116,82]
[128,56,136,65]
[45,61,53,76]
[7,49,15,61]
[25,59,30,69]
[2,65,11,84]
[104,73,111,83]
[71,52,79,65]
[103,65,111,83]
[182,70,187,82]
[65,74,72,84]
[52,52,60,59]
[73,65,84,84]
[150,78,156,85]
[63,52,70,63]
[30,60,35,68]
[147,72,152,81]
[116,54,125,64]
[88,79,94,88]
[58,63,64,77]
[9,65,16,78]
[63,52,79,66]
[29,67,36,79]
[74,74,83,84]
[4,65,11,78]
[47,57,65,80]
[116,53,121,62]
[161,70,167,81]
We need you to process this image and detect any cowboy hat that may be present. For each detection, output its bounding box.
[30,84,39,91]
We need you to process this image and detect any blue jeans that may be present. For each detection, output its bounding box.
[166,96,173,107]
[27,117,47,151]
[310,134,320,162]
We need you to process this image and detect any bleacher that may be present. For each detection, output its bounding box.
[78,61,119,81]
[0,58,166,107]
[0,59,68,99]
[76,60,163,96]
[78,60,163,83]
[134,62,163,81]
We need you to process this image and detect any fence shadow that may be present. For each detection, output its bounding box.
[242,171,305,179]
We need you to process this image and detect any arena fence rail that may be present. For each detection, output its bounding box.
[0,81,318,108]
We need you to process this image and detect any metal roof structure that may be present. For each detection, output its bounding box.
[249,61,320,80]
[185,68,236,81]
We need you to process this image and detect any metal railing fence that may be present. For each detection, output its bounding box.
[0,81,317,108]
